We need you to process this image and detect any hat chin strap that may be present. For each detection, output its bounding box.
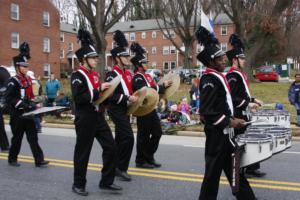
[85,58,93,70]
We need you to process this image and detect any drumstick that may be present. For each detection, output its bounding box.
[242,119,269,125]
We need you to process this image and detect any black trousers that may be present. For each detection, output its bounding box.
[108,105,134,172]
[73,112,117,188]
[199,126,256,200]
[136,110,162,163]
[0,113,9,150]
[8,115,44,164]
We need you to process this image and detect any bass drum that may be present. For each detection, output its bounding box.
[236,132,273,168]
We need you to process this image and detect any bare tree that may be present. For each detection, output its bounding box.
[216,0,296,77]
[51,0,78,24]
[76,0,132,77]
[153,0,202,69]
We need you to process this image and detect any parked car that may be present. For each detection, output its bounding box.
[255,66,279,82]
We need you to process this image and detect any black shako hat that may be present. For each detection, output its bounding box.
[195,26,225,66]
[226,34,246,61]
[111,30,130,58]
[13,42,31,67]
[75,29,98,60]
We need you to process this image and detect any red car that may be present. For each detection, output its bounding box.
[255,66,279,82]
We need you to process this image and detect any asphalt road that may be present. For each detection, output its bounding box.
[0,126,300,200]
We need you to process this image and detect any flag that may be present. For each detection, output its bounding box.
[201,9,214,33]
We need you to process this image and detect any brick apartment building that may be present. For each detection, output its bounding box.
[106,14,235,71]
[0,0,60,78]
[60,23,80,76]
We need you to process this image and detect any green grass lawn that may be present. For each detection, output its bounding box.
[170,82,296,123]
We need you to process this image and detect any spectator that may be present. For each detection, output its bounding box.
[45,73,61,106]
[55,92,71,107]
[177,97,190,115]
[189,78,200,114]
[168,104,181,124]
[288,73,300,126]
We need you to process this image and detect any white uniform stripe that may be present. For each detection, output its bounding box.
[78,69,94,103]
[114,70,130,96]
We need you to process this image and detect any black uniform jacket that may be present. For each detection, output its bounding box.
[199,73,232,130]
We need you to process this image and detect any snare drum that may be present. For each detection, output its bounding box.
[251,110,290,128]
[247,124,279,132]
[236,133,273,168]
[267,127,292,151]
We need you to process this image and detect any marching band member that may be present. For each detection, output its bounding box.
[226,34,265,178]
[105,30,138,181]
[6,42,49,168]
[130,42,172,169]
[71,29,121,196]
[196,27,256,200]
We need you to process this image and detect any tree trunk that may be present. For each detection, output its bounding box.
[182,40,193,69]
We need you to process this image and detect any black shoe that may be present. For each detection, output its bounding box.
[246,170,266,177]
[35,160,49,167]
[72,185,88,196]
[99,183,122,191]
[115,168,132,181]
[148,160,162,168]
[136,162,155,169]
[8,161,20,167]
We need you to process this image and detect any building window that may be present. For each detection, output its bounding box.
[163,62,169,70]
[221,25,228,35]
[43,37,50,53]
[68,43,73,51]
[124,33,129,41]
[129,32,136,41]
[152,31,157,39]
[163,30,176,39]
[43,64,51,77]
[170,61,176,69]
[170,46,176,54]
[11,32,19,49]
[11,3,19,20]
[152,47,157,54]
[60,32,64,42]
[221,43,227,52]
[141,32,146,39]
[60,49,64,58]
[163,46,169,55]
[43,11,50,27]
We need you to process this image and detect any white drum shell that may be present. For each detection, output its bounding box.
[237,134,273,168]
[251,110,290,128]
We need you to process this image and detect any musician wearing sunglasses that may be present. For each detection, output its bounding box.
[196,26,256,200]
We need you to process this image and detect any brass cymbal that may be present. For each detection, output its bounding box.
[94,76,121,105]
[133,87,159,117]
[127,86,147,115]
[158,72,180,99]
